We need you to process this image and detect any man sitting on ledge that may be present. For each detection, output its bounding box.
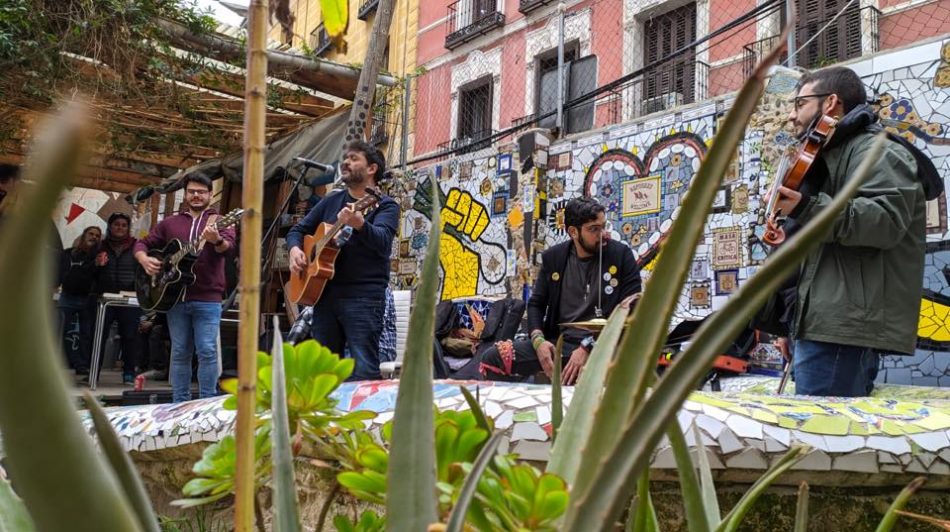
[480,197,642,384]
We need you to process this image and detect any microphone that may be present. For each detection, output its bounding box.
[293,157,335,173]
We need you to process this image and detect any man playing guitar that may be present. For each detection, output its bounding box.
[134,175,236,402]
[287,141,400,380]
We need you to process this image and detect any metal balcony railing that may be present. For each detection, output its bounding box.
[438,129,496,154]
[445,0,505,50]
[310,24,331,56]
[357,0,379,21]
[518,0,554,15]
[743,6,879,75]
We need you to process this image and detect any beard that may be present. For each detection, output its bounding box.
[189,198,210,211]
[341,167,367,187]
[577,234,603,255]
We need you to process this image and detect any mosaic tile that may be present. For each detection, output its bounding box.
[724,448,768,470]
[865,436,910,456]
[910,432,950,452]
[725,416,763,440]
[652,447,677,469]
[823,435,865,454]
[918,452,937,468]
[762,425,791,447]
[536,406,552,426]
[881,464,904,473]
[717,428,744,454]
[906,458,929,473]
[691,448,725,469]
[507,396,539,409]
[792,450,832,471]
[834,451,879,473]
[483,401,502,418]
[792,431,828,451]
[695,414,726,438]
[878,451,898,464]
[511,422,547,442]
[512,411,537,423]
[930,461,950,475]
[495,410,514,430]
[764,437,787,453]
[512,440,551,462]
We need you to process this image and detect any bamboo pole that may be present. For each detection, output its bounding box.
[235,0,268,529]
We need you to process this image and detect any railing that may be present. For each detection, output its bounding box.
[518,0,555,15]
[445,0,505,50]
[743,5,880,75]
[636,58,709,117]
[357,0,379,21]
[310,24,331,56]
[742,35,784,78]
[438,129,497,154]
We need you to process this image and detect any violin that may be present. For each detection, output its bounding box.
[762,114,838,246]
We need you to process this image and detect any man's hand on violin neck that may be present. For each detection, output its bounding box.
[774,186,803,217]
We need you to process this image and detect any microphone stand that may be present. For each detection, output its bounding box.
[222,164,314,313]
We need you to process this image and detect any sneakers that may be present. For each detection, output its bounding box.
[122,374,135,385]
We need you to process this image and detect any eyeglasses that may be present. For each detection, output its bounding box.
[185,189,210,196]
[792,93,832,110]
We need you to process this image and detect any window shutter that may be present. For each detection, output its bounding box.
[567,55,597,134]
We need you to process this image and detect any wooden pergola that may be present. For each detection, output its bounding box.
[0,19,394,195]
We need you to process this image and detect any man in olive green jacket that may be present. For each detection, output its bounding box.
[772,66,925,397]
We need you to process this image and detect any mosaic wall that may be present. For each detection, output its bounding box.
[36,379,949,485]
[393,39,950,387]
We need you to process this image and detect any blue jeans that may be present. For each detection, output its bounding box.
[311,296,385,380]
[793,339,880,397]
[167,301,222,402]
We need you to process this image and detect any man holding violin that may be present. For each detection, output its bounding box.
[770,66,928,397]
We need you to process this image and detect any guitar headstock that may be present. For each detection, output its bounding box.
[353,188,381,213]
[216,208,245,229]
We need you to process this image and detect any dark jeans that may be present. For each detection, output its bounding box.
[140,318,170,373]
[58,294,95,373]
[793,339,880,397]
[479,338,580,382]
[101,306,144,378]
[311,296,385,381]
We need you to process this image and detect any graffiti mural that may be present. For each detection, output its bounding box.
[393,39,950,386]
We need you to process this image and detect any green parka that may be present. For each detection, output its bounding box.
[790,129,925,355]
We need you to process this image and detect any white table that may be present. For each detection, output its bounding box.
[88,295,140,390]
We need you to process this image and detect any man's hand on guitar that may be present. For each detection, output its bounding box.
[201,220,222,245]
[137,254,162,277]
[289,247,308,275]
[337,204,365,230]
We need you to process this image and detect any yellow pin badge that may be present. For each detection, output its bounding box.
[552,272,560,281]
[608,265,618,274]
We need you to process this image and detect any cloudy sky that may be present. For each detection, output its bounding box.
[193,0,246,26]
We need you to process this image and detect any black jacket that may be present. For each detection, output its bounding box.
[527,239,642,341]
[97,240,138,294]
[59,247,98,296]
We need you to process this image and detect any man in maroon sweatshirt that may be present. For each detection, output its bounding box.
[134,174,236,402]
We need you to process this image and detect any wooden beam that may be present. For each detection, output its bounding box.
[156,18,397,101]
[68,177,139,194]
[177,65,337,116]
[0,153,160,187]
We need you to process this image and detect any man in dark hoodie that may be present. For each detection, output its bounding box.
[58,225,101,376]
[770,66,928,397]
[287,141,400,381]
[96,212,145,384]
[135,174,236,402]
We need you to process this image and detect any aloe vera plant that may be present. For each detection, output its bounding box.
[0,101,143,531]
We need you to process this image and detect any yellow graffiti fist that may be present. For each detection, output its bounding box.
[441,188,489,242]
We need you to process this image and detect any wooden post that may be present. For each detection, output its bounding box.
[236,0,268,529]
[345,0,398,142]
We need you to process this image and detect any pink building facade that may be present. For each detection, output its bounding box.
[411,0,950,159]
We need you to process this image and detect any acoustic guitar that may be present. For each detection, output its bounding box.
[134,208,244,312]
[287,189,381,306]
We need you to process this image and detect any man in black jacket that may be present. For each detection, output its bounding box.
[480,197,642,384]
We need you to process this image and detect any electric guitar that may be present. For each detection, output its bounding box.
[287,189,381,306]
[134,208,244,312]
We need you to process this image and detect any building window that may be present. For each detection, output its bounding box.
[535,48,597,134]
[642,2,697,110]
[786,0,863,68]
[457,76,493,143]
[310,23,332,56]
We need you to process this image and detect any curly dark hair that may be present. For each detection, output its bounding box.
[182,173,213,191]
[798,66,868,114]
[344,140,387,182]
[564,197,605,229]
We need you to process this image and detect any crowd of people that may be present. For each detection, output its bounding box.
[0,65,934,402]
